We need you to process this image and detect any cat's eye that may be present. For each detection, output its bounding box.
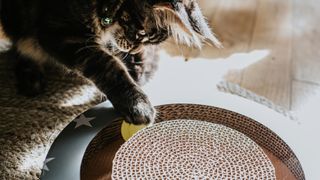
[101,17,113,26]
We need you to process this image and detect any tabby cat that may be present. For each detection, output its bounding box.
[0,0,220,124]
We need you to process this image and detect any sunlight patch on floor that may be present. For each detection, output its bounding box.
[144,50,269,104]
[295,88,320,125]
[157,49,270,85]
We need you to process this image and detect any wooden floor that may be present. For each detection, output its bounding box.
[165,0,320,112]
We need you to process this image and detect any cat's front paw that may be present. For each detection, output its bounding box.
[125,97,156,125]
[110,87,156,125]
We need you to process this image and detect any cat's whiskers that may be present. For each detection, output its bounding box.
[75,45,100,55]
[84,34,97,44]
[121,53,130,60]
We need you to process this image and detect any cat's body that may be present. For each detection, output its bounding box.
[0,0,220,124]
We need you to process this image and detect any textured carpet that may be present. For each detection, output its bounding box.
[0,46,103,179]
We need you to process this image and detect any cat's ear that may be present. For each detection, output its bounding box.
[186,1,222,48]
[151,0,221,48]
[152,1,203,48]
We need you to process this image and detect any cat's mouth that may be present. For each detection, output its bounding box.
[104,37,143,55]
[130,45,144,54]
[114,38,135,53]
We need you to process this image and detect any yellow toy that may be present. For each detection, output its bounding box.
[121,121,148,141]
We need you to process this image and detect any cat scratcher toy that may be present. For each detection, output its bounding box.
[41,102,306,180]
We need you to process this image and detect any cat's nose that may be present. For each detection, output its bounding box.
[135,30,147,42]
[138,30,146,36]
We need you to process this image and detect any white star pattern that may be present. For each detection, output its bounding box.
[74,114,95,128]
[42,157,55,172]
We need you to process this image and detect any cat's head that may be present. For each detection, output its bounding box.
[95,0,221,54]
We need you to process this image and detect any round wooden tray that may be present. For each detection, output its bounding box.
[41,103,304,180]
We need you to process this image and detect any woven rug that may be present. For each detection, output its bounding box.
[0,46,103,179]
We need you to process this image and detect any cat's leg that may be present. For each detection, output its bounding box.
[40,38,155,124]
[123,46,159,85]
[123,53,145,82]
[13,38,49,96]
[80,50,155,124]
